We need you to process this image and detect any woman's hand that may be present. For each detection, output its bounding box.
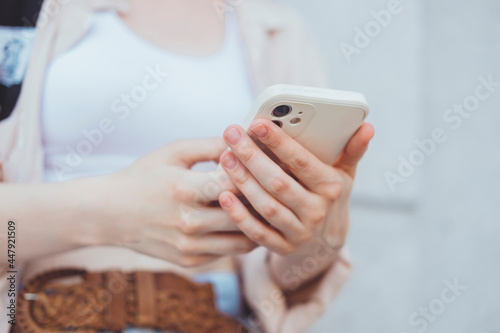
[218,119,374,257]
[88,137,257,267]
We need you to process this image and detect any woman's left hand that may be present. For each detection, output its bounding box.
[218,118,374,257]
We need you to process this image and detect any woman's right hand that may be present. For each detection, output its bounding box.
[86,137,257,267]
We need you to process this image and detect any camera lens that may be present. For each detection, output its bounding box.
[272,105,291,118]
[272,120,283,128]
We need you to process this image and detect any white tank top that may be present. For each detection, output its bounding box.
[41,10,254,182]
[38,10,254,318]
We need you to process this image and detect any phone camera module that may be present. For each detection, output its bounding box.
[272,105,291,118]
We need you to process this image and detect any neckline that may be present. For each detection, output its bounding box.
[107,10,234,59]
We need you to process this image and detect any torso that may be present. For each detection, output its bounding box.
[42,9,253,181]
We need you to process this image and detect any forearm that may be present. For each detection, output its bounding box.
[0,179,106,263]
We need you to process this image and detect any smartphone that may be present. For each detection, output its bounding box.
[241,84,370,165]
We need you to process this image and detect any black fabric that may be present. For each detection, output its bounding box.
[0,0,42,27]
[0,0,42,121]
[0,84,22,120]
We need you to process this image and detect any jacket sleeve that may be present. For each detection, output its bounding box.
[0,271,9,333]
[238,247,351,333]
[0,256,8,332]
[0,109,20,330]
[0,0,130,331]
[236,4,348,332]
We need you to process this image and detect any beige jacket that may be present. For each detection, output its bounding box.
[0,0,351,332]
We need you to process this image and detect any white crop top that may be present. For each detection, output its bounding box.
[41,10,254,182]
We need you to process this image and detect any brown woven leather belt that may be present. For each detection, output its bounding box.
[14,268,247,333]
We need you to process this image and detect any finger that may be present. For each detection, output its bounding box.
[222,125,315,218]
[178,206,243,234]
[164,137,227,168]
[147,228,257,256]
[176,167,243,205]
[220,150,306,242]
[188,168,240,203]
[132,238,222,267]
[219,191,296,255]
[191,233,258,255]
[244,119,334,192]
[333,122,374,178]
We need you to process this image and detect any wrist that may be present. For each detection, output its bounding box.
[268,236,341,291]
[62,176,112,248]
[70,174,144,249]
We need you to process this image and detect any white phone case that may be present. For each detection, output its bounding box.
[242,84,370,165]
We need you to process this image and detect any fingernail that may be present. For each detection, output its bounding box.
[220,195,233,207]
[222,153,237,169]
[250,124,268,138]
[225,127,241,145]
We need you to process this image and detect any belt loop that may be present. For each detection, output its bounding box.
[135,271,157,327]
[104,270,127,331]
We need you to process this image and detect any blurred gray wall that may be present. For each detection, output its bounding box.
[276,0,500,332]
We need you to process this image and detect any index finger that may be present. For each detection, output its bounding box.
[247,118,336,192]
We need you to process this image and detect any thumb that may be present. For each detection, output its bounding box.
[334,122,374,178]
[164,137,228,168]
